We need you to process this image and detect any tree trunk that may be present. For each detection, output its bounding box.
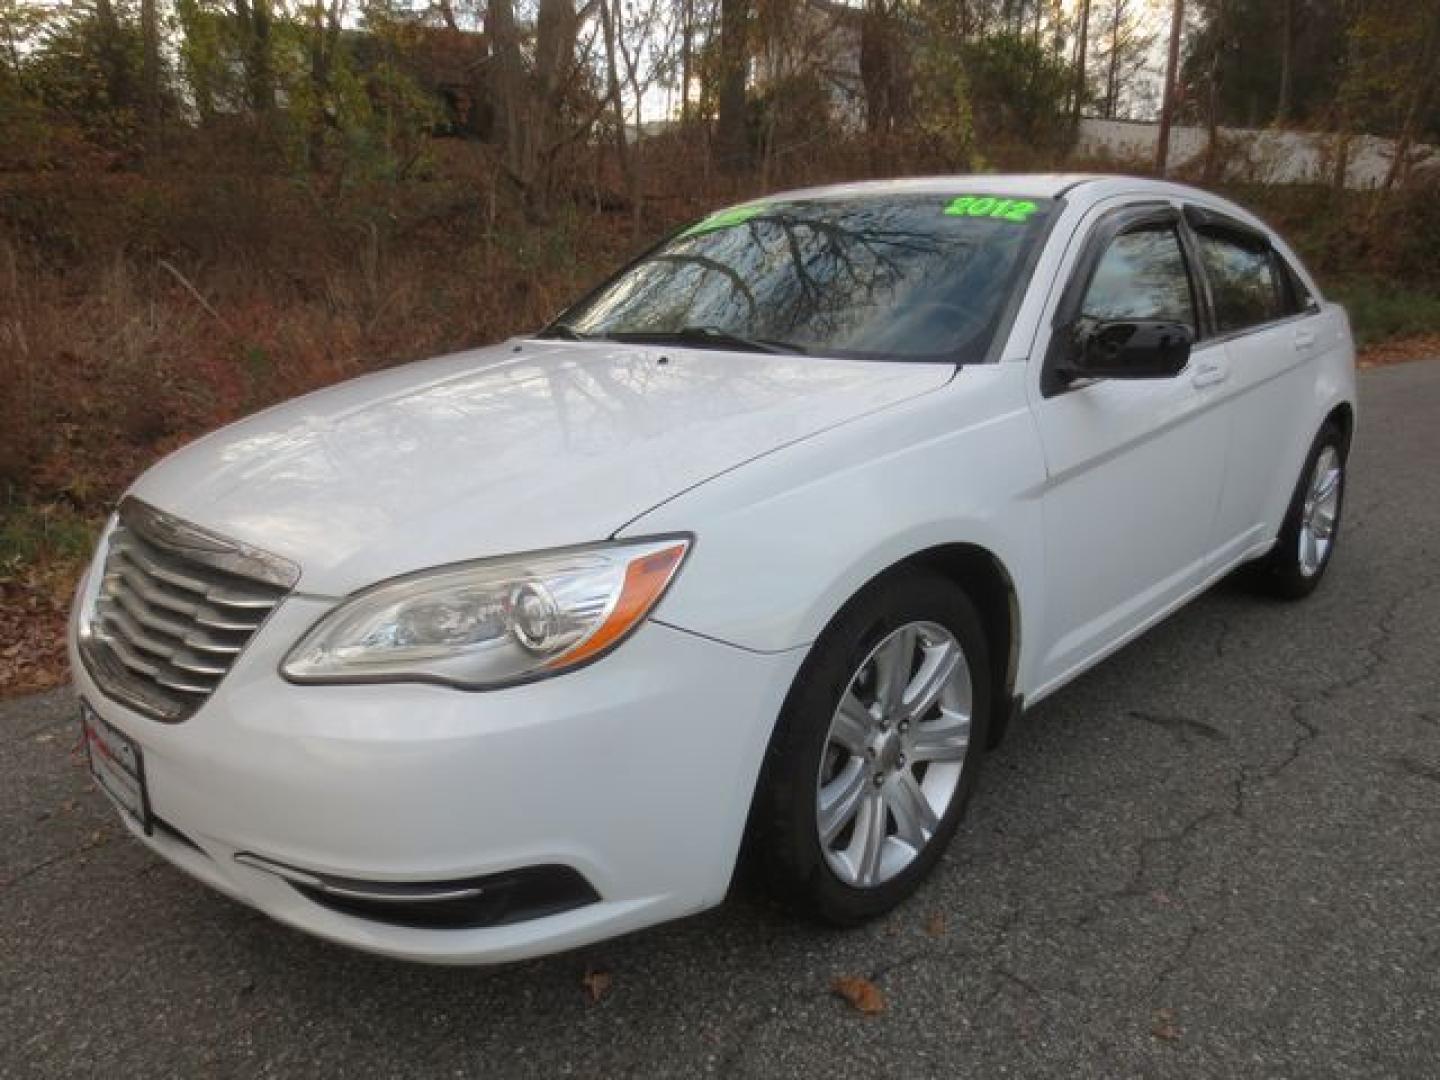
[1381,6,1440,190]
[1275,0,1294,123]
[1203,36,1221,179]
[613,0,647,234]
[716,0,750,171]
[1155,0,1184,175]
[1105,1,1122,118]
[487,0,525,170]
[93,0,133,113]
[306,1,338,167]
[533,0,579,209]
[680,0,693,124]
[233,0,275,115]
[599,0,633,214]
[860,0,894,137]
[140,0,160,144]
[1071,0,1091,122]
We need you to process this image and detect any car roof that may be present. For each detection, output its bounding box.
[760,174,1261,222]
[763,174,1105,201]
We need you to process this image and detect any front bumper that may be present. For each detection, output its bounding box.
[70,595,804,964]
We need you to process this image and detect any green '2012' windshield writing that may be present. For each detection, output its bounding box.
[943,196,1038,222]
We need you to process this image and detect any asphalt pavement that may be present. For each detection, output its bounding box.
[3,361,1438,1079]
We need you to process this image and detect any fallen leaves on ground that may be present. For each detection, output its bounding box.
[924,912,946,938]
[1358,335,1440,369]
[831,975,886,1015]
[0,567,75,698]
[1152,1007,1182,1041]
[580,967,612,1004]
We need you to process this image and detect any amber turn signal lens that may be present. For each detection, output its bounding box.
[550,542,689,668]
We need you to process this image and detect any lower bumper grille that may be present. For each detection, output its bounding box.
[235,853,601,930]
[78,498,299,722]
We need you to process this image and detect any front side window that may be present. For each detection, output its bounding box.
[1195,230,1285,332]
[551,195,1055,361]
[1080,226,1197,328]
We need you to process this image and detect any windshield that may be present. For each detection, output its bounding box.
[548,194,1054,361]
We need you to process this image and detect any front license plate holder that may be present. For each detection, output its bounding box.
[80,700,152,834]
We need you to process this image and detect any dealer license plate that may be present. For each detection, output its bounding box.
[80,701,151,832]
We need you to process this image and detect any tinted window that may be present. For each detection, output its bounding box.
[1081,227,1196,327]
[555,195,1054,360]
[1195,231,1285,332]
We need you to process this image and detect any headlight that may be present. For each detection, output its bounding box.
[281,536,690,688]
[73,514,118,644]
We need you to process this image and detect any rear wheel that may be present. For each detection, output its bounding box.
[750,570,990,925]
[1248,422,1346,599]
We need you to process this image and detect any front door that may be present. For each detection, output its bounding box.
[1027,202,1230,695]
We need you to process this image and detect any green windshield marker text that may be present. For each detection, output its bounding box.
[681,203,766,237]
[944,196,1038,223]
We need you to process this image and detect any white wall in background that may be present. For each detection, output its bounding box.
[1076,117,1436,189]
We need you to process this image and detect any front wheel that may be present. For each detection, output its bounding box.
[749,570,990,926]
[1248,422,1347,599]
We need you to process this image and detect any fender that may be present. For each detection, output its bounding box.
[622,362,1050,696]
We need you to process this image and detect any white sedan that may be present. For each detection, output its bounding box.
[70,175,1355,963]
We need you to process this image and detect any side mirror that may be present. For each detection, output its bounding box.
[1060,319,1193,383]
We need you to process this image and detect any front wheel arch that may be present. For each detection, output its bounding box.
[898,543,1021,749]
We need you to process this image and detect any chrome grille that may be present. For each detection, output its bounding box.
[79,499,299,722]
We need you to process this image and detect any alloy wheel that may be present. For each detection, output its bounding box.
[1298,445,1342,577]
[815,621,972,888]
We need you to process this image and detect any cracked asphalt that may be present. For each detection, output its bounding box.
[3,361,1438,1079]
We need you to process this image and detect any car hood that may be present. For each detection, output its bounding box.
[129,340,953,595]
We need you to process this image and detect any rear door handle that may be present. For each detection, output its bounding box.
[1191,360,1228,388]
[1294,330,1317,352]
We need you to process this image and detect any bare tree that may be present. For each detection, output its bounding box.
[1201,0,1226,180]
[1275,0,1294,123]
[717,0,750,170]
[1380,4,1440,190]
[1156,0,1184,174]
[487,0,525,165]
[305,0,346,164]
[1071,0,1091,121]
[679,0,695,123]
[93,0,134,114]
[233,0,275,114]
[140,0,160,143]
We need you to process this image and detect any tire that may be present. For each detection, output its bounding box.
[1247,421,1347,600]
[749,569,991,926]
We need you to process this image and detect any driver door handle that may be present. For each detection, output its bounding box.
[1191,359,1228,388]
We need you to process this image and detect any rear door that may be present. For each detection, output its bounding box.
[1183,207,1320,564]
[1027,201,1230,694]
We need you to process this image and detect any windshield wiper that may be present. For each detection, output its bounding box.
[609,326,807,355]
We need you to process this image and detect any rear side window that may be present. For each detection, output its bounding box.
[1194,230,1285,332]
[1274,252,1317,316]
[1080,226,1197,328]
